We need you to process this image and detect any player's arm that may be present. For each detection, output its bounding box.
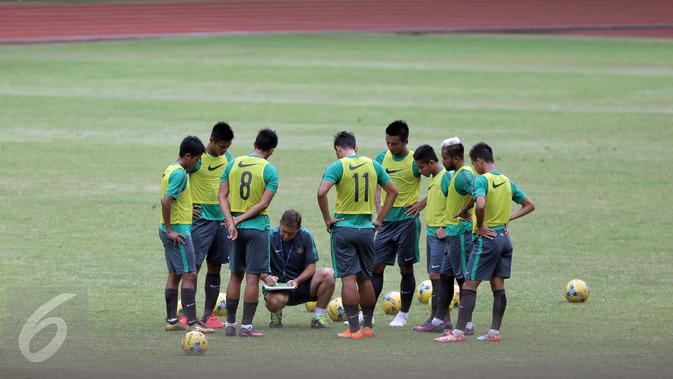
[161,195,184,246]
[375,185,382,215]
[509,179,535,222]
[474,195,495,240]
[232,189,275,226]
[375,181,398,229]
[288,263,316,287]
[317,181,342,232]
[217,180,238,240]
[454,198,474,220]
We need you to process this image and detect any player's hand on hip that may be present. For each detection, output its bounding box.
[504,224,510,237]
[167,231,185,246]
[372,219,382,231]
[191,204,201,220]
[435,227,447,240]
[405,202,425,216]
[325,218,344,233]
[477,225,496,240]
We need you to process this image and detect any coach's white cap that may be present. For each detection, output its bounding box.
[441,137,462,149]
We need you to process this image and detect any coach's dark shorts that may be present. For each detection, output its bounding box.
[287,277,318,306]
[229,228,269,274]
[191,218,231,267]
[331,226,375,279]
[373,217,421,267]
[159,230,196,275]
[442,232,472,279]
[465,233,512,281]
[426,234,447,274]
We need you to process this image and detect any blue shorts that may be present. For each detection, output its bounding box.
[191,218,231,267]
[331,226,375,279]
[426,234,447,274]
[373,217,421,267]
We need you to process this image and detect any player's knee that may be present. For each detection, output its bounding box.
[317,268,334,282]
[429,272,440,280]
[182,272,197,283]
[400,265,414,274]
[206,262,221,274]
[245,273,260,284]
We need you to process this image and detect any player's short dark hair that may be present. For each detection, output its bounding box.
[442,143,464,159]
[280,209,302,228]
[179,135,205,157]
[413,144,438,163]
[469,142,494,163]
[333,131,357,149]
[211,122,234,142]
[254,128,278,151]
[386,120,409,141]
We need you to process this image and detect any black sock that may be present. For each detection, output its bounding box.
[202,273,220,319]
[226,298,239,324]
[372,272,384,302]
[434,275,453,322]
[181,287,197,325]
[241,302,258,325]
[491,289,507,331]
[428,279,440,322]
[456,278,471,323]
[362,304,375,328]
[165,288,179,322]
[456,289,477,331]
[400,272,415,313]
[344,304,360,332]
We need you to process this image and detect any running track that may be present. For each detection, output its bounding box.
[1,0,672,44]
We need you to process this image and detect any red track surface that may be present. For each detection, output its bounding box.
[1,0,672,44]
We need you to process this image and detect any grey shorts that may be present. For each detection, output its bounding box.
[373,217,421,267]
[426,234,447,274]
[159,230,196,275]
[331,226,375,279]
[229,228,269,274]
[191,218,231,267]
[443,232,472,279]
[465,233,512,281]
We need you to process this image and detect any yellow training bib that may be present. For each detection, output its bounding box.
[160,164,192,225]
[336,156,378,215]
[190,152,230,204]
[379,150,420,208]
[228,156,269,215]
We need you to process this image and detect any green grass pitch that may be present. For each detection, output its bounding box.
[1,33,672,378]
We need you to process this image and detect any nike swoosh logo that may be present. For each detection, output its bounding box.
[208,163,225,171]
[349,162,366,170]
[238,161,259,168]
[492,181,505,189]
[428,184,435,190]
[209,284,220,288]
[404,257,414,261]
[431,265,440,268]
[385,168,402,174]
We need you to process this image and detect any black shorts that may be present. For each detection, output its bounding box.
[229,228,269,274]
[330,226,375,279]
[191,218,231,266]
[465,233,512,281]
[286,277,317,306]
[159,230,196,275]
[373,217,421,267]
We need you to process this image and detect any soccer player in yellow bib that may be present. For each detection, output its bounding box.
[188,122,234,329]
[419,137,477,334]
[435,142,535,343]
[218,129,279,338]
[160,136,213,334]
[411,144,453,333]
[317,131,398,340]
[372,121,423,327]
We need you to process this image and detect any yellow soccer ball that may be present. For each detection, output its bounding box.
[564,279,590,303]
[381,291,401,315]
[305,301,317,313]
[417,280,433,303]
[327,297,347,322]
[181,331,208,355]
[213,292,227,317]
